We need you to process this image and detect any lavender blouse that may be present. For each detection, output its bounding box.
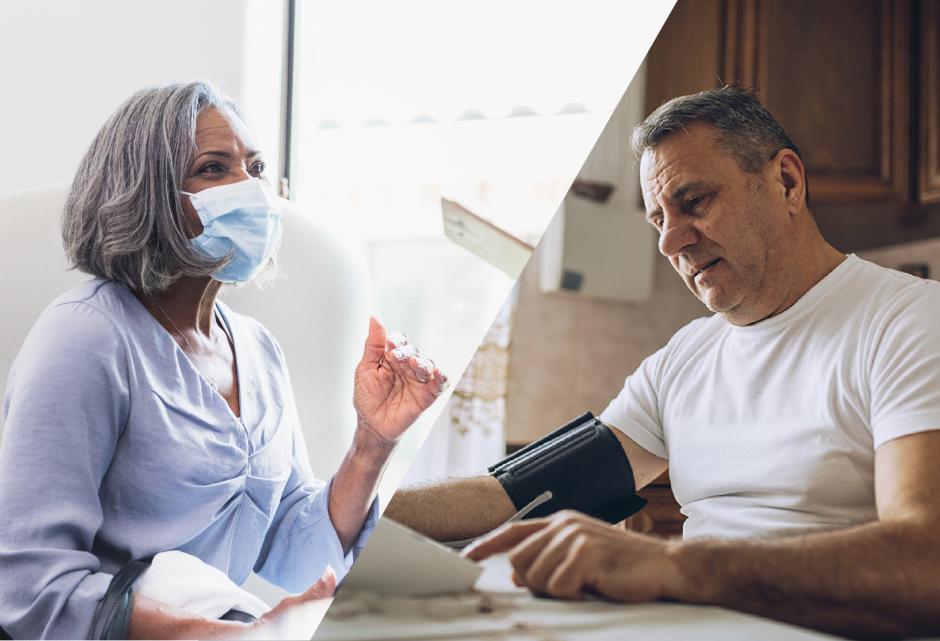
[0,279,376,639]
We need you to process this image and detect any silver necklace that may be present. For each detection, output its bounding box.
[149,297,223,391]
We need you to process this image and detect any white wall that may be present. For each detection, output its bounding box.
[0,0,285,196]
[0,0,288,604]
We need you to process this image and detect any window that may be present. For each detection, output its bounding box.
[288,0,666,494]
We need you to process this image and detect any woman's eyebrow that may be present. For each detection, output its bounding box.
[192,149,263,161]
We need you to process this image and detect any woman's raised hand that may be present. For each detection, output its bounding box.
[353,317,448,444]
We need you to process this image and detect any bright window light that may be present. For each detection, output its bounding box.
[289,0,673,493]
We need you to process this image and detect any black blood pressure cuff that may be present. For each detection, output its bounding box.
[488,412,647,524]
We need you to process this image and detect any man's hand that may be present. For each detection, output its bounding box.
[353,317,447,443]
[464,510,684,602]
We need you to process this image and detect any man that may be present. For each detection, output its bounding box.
[386,87,940,639]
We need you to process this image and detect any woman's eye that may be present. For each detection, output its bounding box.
[199,162,224,175]
[250,161,267,176]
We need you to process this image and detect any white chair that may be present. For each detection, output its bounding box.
[0,183,372,479]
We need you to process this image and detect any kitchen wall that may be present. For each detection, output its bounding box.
[505,234,940,444]
[506,245,703,443]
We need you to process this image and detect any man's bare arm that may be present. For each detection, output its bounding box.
[468,430,940,640]
[385,425,667,541]
[669,429,940,638]
[608,424,669,488]
[385,476,516,541]
[673,519,939,638]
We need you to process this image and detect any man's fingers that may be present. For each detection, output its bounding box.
[504,521,573,587]
[361,317,388,364]
[545,550,588,600]
[462,520,550,560]
[521,526,578,593]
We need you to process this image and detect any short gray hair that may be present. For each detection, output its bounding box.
[631,86,809,205]
[63,80,250,293]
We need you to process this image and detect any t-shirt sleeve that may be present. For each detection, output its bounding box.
[0,301,130,639]
[599,345,668,460]
[869,284,940,448]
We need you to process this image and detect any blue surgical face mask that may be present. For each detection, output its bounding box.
[182,178,283,284]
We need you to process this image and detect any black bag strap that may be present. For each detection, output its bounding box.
[2,557,256,639]
[90,559,151,640]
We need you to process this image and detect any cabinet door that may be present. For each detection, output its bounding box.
[920,0,940,204]
[644,0,724,116]
[725,0,910,205]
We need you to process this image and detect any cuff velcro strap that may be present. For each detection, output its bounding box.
[489,412,647,524]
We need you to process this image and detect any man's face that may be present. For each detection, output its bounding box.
[640,124,788,325]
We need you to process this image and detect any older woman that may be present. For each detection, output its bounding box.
[0,81,446,639]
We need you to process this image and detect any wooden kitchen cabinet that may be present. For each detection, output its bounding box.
[626,471,686,538]
[645,0,940,252]
[920,0,940,204]
[725,0,910,204]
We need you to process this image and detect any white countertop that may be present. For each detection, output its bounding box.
[312,555,842,641]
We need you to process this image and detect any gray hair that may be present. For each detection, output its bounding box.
[631,86,809,205]
[63,80,261,293]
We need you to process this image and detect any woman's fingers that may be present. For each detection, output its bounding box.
[389,344,419,361]
[386,332,408,351]
[383,332,448,395]
[301,565,337,600]
[431,368,449,396]
[388,348,438,384]
[387,350,426,380]
[361,317,388,365]
[260,565,337,625]
[413,357,435,383]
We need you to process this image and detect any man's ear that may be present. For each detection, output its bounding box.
[773,148,807,215]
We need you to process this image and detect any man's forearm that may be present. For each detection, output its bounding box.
[385,476,516,541]
[669,519,940,639]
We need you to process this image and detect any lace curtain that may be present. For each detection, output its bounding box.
[403,292,515,482]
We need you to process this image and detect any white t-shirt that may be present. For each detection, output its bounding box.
[600,255,940,540]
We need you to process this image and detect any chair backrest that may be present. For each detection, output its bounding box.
[0,184,371,475]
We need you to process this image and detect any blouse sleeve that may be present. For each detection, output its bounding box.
[0,301,130,639]
[252,418,379,593]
